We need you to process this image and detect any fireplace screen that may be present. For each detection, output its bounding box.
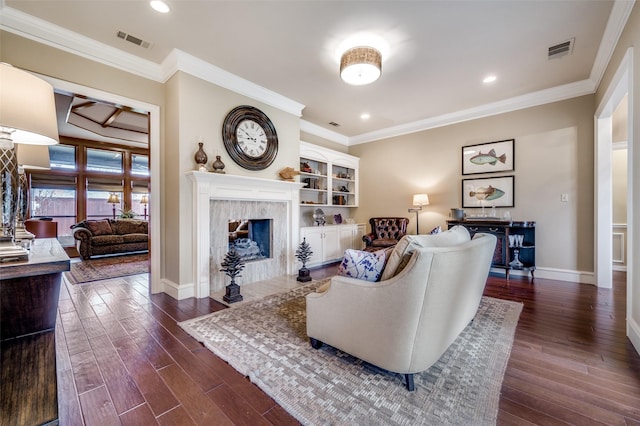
[228,219,271,261]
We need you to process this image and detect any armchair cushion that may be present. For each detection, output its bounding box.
[380,225,470,281]
[338,249,388,282]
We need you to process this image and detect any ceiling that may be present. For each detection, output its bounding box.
[1,1,633,146]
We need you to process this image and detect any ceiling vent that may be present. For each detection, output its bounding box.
[329,121,341,127]
[548,38,574,59]
[117,30,151,49]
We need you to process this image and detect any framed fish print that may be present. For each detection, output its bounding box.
[462,175,514,208]
[462,139,514,175]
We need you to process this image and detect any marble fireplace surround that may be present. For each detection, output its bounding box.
[187,171,302,298]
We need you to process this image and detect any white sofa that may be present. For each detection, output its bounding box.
[305,226,497,390]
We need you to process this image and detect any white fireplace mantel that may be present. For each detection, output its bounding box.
[187,171,303,298]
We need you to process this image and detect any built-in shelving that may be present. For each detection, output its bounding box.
[300,142,359,207]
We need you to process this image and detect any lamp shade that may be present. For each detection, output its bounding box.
[0,63,59,146]
[413,193,430,206]
[107,193,120,204]
[140,194,149,205]
[340,46,382,86]
[15,144,51,170]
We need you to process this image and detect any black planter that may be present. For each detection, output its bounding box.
[223,280,243,303]
[297,267,312,282]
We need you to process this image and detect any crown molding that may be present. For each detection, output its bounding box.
[0,5,164,81]
[589,0,635,89]
[348,78,596,145]
[161,49,304,117]
[300,120,350,145]
[0,5,305,117]
[1,1,632,146]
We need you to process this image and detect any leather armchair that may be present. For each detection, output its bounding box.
[362,217,409,250]
[306,228,497,391]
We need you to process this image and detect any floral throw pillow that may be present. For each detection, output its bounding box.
[338,249,387,282]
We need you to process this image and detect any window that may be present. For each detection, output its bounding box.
[49,144,76,170]
[132,154,149,176]
[87,177,123,220]
[87,148,123,173]
[30,173,77,236]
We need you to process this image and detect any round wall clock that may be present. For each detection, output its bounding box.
[222,105,278,171]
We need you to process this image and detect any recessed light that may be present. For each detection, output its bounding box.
[483,75,497,84]
[150,0,170,13]
[360,113,370,120]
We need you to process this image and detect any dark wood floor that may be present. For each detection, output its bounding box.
[51,266,640,425]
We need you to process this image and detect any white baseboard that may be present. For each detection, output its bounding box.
[629,317,640,356]
[160,278,195,300]
[491,266,596,285]
[613,264,628,272]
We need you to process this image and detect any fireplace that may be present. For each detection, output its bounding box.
[229,219,272,261]
[188,172,302,298]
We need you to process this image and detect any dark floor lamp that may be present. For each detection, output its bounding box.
[107,193,120,220]
[407,193,429,234]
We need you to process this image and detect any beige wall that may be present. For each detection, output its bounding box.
[349,95,595,273]
[595,2,639,346]
[612,148,628,224]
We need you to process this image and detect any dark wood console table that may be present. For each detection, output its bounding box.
[1,238,70,426]
[447,219,536,279]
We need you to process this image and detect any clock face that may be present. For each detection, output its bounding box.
[236,119,268,158]
[222,106,278,171]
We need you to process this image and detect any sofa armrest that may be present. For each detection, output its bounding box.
[72,227,93,242]
[362,232,376,245]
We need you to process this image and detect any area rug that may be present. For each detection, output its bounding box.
[65,253,149,284]
[179,280,523,425]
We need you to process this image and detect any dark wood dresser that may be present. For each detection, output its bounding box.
[1,238,70,426]
[447,219,536,279]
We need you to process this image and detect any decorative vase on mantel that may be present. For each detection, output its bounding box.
[194,142,208,172]
[212,155,226,174]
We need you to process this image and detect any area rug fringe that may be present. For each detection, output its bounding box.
[179,280,522,426]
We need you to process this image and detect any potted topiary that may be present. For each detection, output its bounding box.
[220,247,245,303]
[295,237,313,282]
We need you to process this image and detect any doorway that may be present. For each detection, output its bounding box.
[594,47,635,350]
[37,74,162,294]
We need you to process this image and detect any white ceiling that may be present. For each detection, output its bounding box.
[1,1,633,146]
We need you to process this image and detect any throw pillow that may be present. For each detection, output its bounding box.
[86,219,113,236]
[429,226,442,234]
[338,249,387,282]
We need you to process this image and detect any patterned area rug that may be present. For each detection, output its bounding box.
[65,253,149,284]
[179,280,523,425]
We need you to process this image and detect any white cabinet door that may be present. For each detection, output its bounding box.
[356,224,366,250]
[300,227,323,266]
[322,227,340,261]
[339,225,356,254]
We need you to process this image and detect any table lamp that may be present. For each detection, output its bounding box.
[0,63,59,259]
[140,194,149,220]
[107,193,120,220]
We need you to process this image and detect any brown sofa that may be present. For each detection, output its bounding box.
[71,219,148,259]
[363,217,409,250]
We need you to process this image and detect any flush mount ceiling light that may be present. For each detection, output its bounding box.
[340,46,382,86]
[150,0,170,13]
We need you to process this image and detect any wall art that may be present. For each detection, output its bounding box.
[462,175,514,208]
[462,139,514,175]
